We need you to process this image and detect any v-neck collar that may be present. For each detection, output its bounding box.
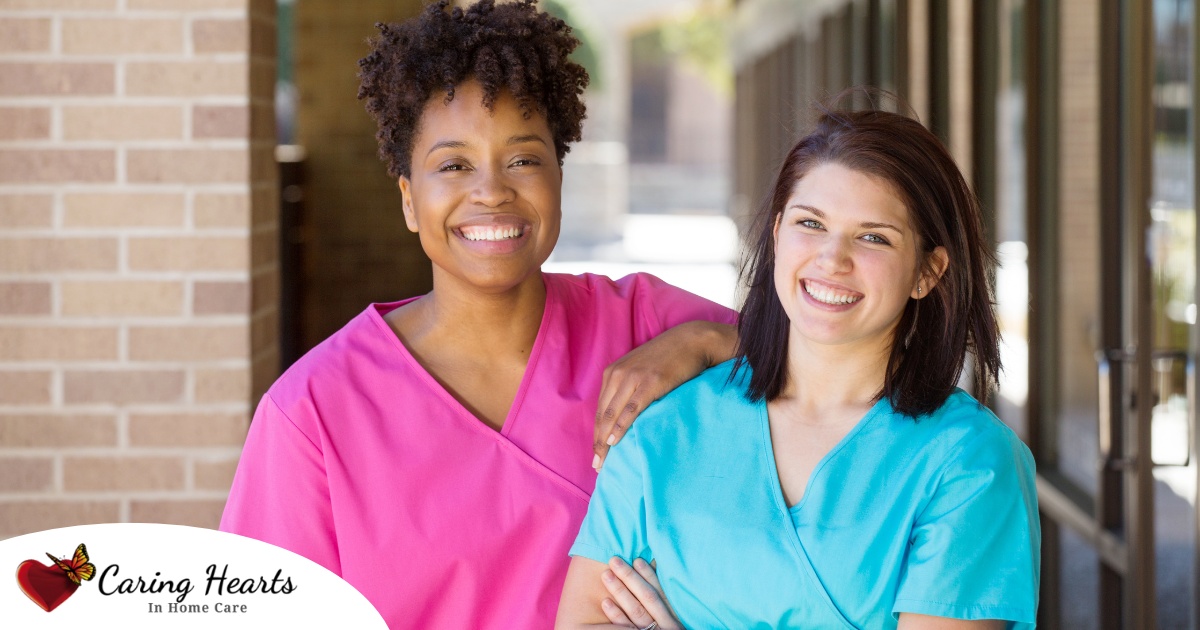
[755,395,888,629]
[368,272,557,440]
[761,396,888,512]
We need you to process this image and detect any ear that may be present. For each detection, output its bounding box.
[398,176,418,233]
[912,246,950,299]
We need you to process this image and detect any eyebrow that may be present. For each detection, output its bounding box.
[507,134,548,146]
[424,135,549,159]
[787,204,904,235]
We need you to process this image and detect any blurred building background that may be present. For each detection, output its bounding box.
[1,0,1198,627]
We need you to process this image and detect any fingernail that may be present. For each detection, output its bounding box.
[606,434,616,445]
[633,558,647,569]
[591,454,600,469]
[602,570,615,582]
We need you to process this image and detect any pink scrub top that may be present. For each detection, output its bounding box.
[220,272,735,629]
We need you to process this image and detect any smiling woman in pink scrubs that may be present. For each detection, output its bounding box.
[218,1,735,628]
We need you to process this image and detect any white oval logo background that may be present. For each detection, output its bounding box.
[0,523,387,628]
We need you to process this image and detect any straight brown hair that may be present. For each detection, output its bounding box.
[734,104,1000,417]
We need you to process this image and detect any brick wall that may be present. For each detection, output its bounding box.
[0,0,276,537]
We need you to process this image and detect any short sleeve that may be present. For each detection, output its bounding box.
[893,426,1040,627]
[568,427,652,565]
[621,273,737,344]
[219,394,341,575]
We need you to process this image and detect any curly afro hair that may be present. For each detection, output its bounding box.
[357,0,590,179]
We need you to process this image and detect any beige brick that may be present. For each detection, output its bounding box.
[0,150,114,183]
[195,367,249,404]
[130,499,225,529]
[128,0,244,8]
[0,458,53,492]
[129,411,246,447]
[194,280,248,315]
[0,237,118,272]
[0,194,52,228]
[0,501,120,539]
[0,371,51,404]
[194,456,239,491]
[62,280,183,317]
[0,18,51,53]
[193,19,246,54]
[127,149,248,184]
[0,413,118,447]
[195,193,249,228]
[129,325,246,361]
[63,456,184,491]
[63,18,182,55]
[0,63,114,96]
[126,61,246,97]
[63,192,185,228]
[128,236,247,271]
[0,281,50,315]
[0,107,51,141]
[194,105,248,139]
[63,370,184,404]
[62,106,183,141]
[0,327,117,361]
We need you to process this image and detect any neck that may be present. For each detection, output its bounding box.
[777,332,893,414]
[397,269,547,355]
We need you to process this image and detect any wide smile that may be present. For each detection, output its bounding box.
[802,279,863,306]
[458,224,526,242]
[452,215,533,254]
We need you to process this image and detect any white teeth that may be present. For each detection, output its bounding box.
[462,226,522,241]
[805,281,861,305]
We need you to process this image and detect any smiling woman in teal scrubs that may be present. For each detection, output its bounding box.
[556,106,1040,630]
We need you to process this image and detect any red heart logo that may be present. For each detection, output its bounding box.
[16,559,78,612]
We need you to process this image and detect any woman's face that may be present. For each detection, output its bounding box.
[773,162,947,355]
[399,79,562,295]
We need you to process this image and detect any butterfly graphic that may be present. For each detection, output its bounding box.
[46,543,96,585]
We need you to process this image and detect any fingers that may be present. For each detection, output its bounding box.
[595,373,649,469]
[602,567,657,630]
[603,556,678,629]
[600,598,636,627]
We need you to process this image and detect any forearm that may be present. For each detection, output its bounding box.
[556,557,616,628]
[675,320,736,368]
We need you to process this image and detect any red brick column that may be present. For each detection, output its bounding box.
[0,0,277,536]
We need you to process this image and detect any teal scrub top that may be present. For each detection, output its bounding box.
[570,360,1040,629]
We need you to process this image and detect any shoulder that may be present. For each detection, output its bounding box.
[545,271,678,300]
[916,390,1035,479]
[627,359,752,445]
[265,304,395,408]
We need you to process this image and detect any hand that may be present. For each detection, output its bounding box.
[594,321,735,468]
[599,557,682,630]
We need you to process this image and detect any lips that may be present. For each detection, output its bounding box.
[452,214,532,254]
[459,224,524,241]
[454,214,529,241]
[802,279,863,306]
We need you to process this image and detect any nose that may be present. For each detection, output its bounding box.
[469,167,515,207]
[816,236,853,274]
